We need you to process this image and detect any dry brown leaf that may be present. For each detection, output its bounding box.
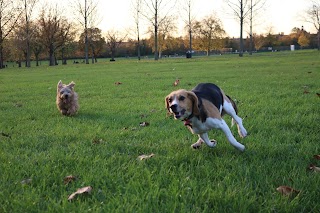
[138,153,155,160]
[314,155,320,160]
[276,185,300,196]
[139,122,150,127]
[303,90,310,94]
[92,138,104,145]
[68,186,92,201]
[173,79,180,86]
[114,82,122,85]
[64,175,77,185]
[307,164,320,172]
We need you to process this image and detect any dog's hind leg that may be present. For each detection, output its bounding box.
[223,100,247,138]
[219,119,245,151]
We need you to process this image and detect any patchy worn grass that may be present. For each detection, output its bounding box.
[0,50,319,212]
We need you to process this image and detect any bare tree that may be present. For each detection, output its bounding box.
[305,0,320,50]
[38,6,74,66]
[23,0,38,67]
[225,0,265,56]
[0,0,22,68]
[157,16,177,58]
[71,0,100,64]
[13,18,31,66]
[105,30,127,61]
[141,0,177,60]
[181,0,195,57]
[31,23,43,66]
[193,14,225,56]
[79,28,105,63]
[132,0,142,60]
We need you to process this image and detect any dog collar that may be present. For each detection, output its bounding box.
[183,113,194,127]
[184,119,192,127]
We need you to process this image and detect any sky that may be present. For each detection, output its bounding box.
[51,0,315,38]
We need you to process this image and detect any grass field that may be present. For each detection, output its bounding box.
[0,51,319,212]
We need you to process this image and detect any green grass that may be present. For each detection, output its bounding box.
[0,51,319,212]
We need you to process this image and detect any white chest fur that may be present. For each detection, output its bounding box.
[189,117,223,134]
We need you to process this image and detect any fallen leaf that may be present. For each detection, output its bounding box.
[68,186,92,201]
[173,79,180,86]
[139,122,150,127]
[114,82,122,85]
[64,175,77,185]
[276,185,300,196]
[138,153,155,160]
[314,155,320,160]
[303,90,310,94]
[92,138,104,145]
[21,178,32,185]
[316,93,320,97]
[307,164,320,172]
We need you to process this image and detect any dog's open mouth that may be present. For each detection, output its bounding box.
[173,109,186,119]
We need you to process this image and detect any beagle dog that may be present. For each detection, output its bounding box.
[165,83,247,151]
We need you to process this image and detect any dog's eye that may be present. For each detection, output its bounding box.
[179,96,185,101]
[168,98,172,103]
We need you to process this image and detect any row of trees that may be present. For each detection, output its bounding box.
[1,0,320,68]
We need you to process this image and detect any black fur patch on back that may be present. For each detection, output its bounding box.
[192,83,224,122]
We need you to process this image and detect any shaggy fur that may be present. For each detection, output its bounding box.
[56,80,79,116]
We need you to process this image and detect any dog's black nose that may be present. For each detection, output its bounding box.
[65,94,69,99]
[170,104,178,112]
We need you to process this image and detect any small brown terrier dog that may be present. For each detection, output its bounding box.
[56,80,79,116]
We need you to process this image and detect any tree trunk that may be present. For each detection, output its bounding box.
[239,0,244,57]
[61,48,67,65]
[154,4,159,61]
[249,0,253,55]
[35,54,39,66]
[137,37,141,60]
[25,0,31,68]
[189,29,192,57]
[154,25,159,60]
[84,0,89,64]
[49,49,55,66]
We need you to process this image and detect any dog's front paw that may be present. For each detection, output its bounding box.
[191,143,201,149]
[191,138,204,149]
[206,140,217,148]
[61,109,68,115]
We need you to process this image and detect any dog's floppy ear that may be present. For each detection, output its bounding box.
[165,95,172,113]
[187,91,200,116]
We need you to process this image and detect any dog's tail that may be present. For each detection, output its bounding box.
[226,95,238,126]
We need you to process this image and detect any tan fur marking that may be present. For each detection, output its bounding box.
[201,99,222,119]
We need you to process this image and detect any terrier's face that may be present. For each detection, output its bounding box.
[57,81,75,103]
